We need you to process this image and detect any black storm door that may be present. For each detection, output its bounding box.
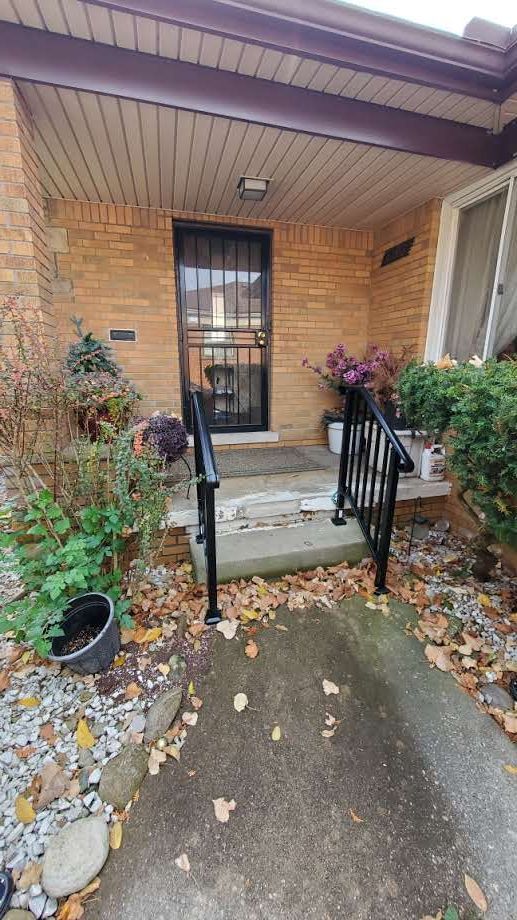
[176,225,270,433]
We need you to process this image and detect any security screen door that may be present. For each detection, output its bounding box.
[175,225,270,432]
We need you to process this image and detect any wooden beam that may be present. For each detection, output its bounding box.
[0,22,499,168]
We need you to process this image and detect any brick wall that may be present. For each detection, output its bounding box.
[46,199,372,443]
[0,79,53,332]
[369,199,441,355]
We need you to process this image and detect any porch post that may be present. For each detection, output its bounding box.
[0,78,54,334]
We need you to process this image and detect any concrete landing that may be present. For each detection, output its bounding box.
[88,597,517,920]
[190,518,369,582]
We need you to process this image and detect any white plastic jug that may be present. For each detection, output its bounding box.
[420,443,445,481]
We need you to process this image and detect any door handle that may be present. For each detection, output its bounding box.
[256,330,268,347]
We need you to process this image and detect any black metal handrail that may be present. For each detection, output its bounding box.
[332,386,414,592]
[191,391,221,624]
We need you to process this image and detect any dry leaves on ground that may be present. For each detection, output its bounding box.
[271,725,282,741]
[15,795,35,824]
[212,797,236,823]
[464,874,488,912]
[182,711,198,727]
[349,809,364,823]
[76,718,95,749]
[216,620,238,640]
[233,692,248,712]
[244,640,259,659]
[175,853,191,873]
[57,878,101,920]
[148,748,167,776]
[109,822,123,849]
[322,679,340,696]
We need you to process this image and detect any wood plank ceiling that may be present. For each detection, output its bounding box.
[18,81,488,228]
[1,0,500,130]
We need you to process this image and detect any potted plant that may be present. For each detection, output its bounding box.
[363,344,412,429]
[65,317,141,438]
[0,490,131,670]
[321,408,345,454]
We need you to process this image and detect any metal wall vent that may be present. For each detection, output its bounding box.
[381,237,415,267]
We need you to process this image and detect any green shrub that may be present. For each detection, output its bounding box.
[399,358,517,548]
[448,360,517,547]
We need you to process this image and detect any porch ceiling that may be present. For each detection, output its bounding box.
[19,81,489,228]
[0,0,503,131]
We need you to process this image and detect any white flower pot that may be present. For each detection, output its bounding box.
[364,424,425,478]
[327,422,362,456]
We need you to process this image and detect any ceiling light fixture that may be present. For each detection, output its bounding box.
[237,176,270,201]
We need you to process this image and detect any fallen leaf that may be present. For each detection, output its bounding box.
[120,628,135,645]
[216,620,238,640]
[349,809,364,823]
[503,764,517,775]
[18,696,40,708]
[503,712,517,733]
[35,761,68,809]
[245,640,259,659]
[164,745,181,761]
[191,696,203,710]
[148,748,167,775]
[15,795,35,824]
[271,725,282,741]
[274,624,288,632]
[157,663,170,677]
[322,679,339,696]
[109,822,123,849]
[134,626,162,645]
[57,878,101,920]
[477,593,492,607]
[39,723,58,744]
[15,745,36,759]
[188,623,206,638]
[212,797,236,823]
[443,908,460,920]
[76,719,95,749]
[464,874,487,912]
[0,670,10,692]
[17,861,42,889]
[187,680,195,696]
[233,692,249,712]
[175,853,191,873]
[424,644,454,672]
[182,711,198,727]
[325,713,337,726]
[112,654,125,668]
[125,682,142,700]
[321,728,336,738]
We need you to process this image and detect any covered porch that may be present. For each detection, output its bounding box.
[1,0,517,550]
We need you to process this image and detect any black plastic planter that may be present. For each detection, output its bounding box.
[49,592,120,675]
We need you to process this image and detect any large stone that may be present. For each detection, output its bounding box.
[144,688,182,743]
[5,912,35,920]
[481,684,514,711]
[42,816,109,899]
[98,744,148,810]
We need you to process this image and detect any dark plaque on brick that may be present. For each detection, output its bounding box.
[109,329,136,341]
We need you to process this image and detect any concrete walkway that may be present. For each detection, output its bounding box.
[89,598,517,920]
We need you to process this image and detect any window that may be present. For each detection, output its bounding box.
[427,170,517,362]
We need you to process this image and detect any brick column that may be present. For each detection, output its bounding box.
[0,78,54,331]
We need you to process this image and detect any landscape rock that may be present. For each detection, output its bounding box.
[41,816,109,899]
[98,744,148,810]
[482,684,514,711]
[5,912,36,919]
[144,688,182,743]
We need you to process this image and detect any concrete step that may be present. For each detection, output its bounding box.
[190,518,368,583]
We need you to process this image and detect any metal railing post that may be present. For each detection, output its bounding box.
[373,451,399,593]
[332,389,354,526]
[190,391,222,624]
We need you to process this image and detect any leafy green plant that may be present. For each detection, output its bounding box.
[66,316,120,377]
[0,490,132,656]
[447,359,517,548]
[399,357,517,560]
[113,426,169,570]
[397,359,457,436]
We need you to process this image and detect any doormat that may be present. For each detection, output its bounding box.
[214,447,326,477]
